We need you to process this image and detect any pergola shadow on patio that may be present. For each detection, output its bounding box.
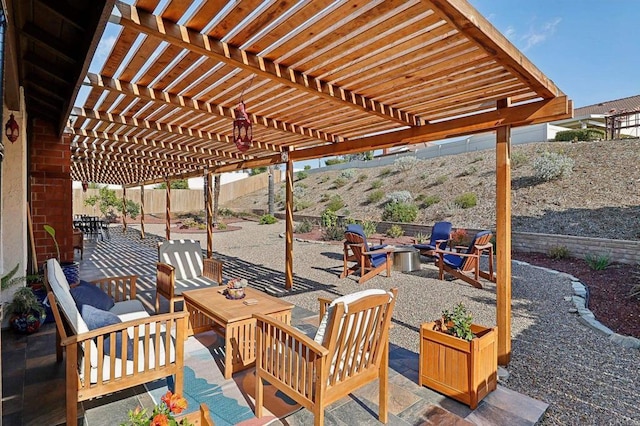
[3,223,553,425]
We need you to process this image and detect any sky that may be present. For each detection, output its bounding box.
[79,0,640,175]
[470,0,640,107]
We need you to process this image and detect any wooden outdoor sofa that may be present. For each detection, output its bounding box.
[156,239,224,313]
[45,258,188,425]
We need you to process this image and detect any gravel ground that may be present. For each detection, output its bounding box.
[144,221,640,425]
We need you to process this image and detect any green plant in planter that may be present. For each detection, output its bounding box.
[43,224,61,261]
[6,287,46,334]
[435,302,474,341]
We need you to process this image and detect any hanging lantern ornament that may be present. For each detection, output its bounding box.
[82,181,89,192]
[5,113,19,143]
[233,101,252,152]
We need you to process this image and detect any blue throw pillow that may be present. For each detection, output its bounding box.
[81,305,134,360]
[70,281,115,311]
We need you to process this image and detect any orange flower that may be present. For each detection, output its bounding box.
[150,413,170,426]
[161,391,188,414]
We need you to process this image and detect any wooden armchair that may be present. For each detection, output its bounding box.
[156,239,223,312]
[434,230,496,289]
[254,288,398,426]
[340,224,393,284]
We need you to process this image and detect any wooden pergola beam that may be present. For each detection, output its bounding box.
[113,1,418,127]
[84,72,336,145]
[213,96,572,173]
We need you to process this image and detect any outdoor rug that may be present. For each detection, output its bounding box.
[146,331,301,426]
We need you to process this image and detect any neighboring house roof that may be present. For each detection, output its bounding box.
[575,94,640,116]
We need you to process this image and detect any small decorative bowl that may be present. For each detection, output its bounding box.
[226,287,245,299]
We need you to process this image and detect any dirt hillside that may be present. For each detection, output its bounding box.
[225,139,640,241]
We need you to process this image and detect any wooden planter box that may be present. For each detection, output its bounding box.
[419,322,497,409]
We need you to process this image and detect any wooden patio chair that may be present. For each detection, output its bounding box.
[412,221,452,257]
[434,230,496,289]
[340,224,392,284]
[254,288,398,426]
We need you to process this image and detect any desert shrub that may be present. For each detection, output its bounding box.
[304,165,311,170]
[533,151,574,181]
[379,168,392,177]
[296,171,308,180]
[325,158,348,166]
[218,208,235,217]
[322,225,344,241]
[360,220,377,237]
[386,190,413,204]
[414,232,428,244]
[321,209,338,228]
[293,185,307,198]
[511,151,528,169]
[382,202,418,223]
[454,193,477,209]
[319,175,330,184]
[339,169,356,179]
[259,214,277,225]
[554,128,605,142]
[370,179,383,189]
[326,194,345,211]
[421,194,441,208]
[548,245,570,259]
[332,177,347,188]
[394,156,421,173]
[367,189,385,204]
[386,224,404,238]
[458,166,477,177]
[585,253,611,271]
[356,173,368,183]
[319,193,330,202]
[294,199,311,211]
[217,222,227,230]
[294,219,314,233]
[434,175,448,186]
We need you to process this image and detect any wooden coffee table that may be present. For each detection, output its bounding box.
[182,286,294,379]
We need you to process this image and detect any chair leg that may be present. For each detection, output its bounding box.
[255,373,264,418]
[379,342,389,423]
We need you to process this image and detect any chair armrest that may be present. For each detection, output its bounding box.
[363,247,393,255]
[156,262,176,299]
[318,297,332,322]
[89,275,138,302]
[203,257,223,284]
[475,243,493,251]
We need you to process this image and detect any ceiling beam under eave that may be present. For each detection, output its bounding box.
[212,96,572,173]
[112,1,417,127]
[57,0,116,137]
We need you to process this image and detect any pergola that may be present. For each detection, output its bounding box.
[14,0,573,365]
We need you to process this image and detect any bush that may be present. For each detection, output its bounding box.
[332,177,347,188]
[367,189,385,204]
[533,151,574,181]
[386,224,404,238]
[585,253,611,271]
[218,208,235,217]
[394,156,421,173]
[296,171,308,180]
[360,220,377,237]
[370,179,383,189]
[379,168,392,177]
[319,175,330,183]
[421,194,441,208]
[382,202,418,223]
[325,158,348,166]
[511,151,528,169]
[294,199,311,211]
[326,195,345,211]
[554,128,605,142]
[259,214,277,225]
[321,209,338,228]
[319,193,330,202]
[386,190,413,204]
[217,222,227,230]
[434,175,448,186]
[303,165,311,170]
[454,193,477,209]
[294,219,313,233]
[339,169,356,179]
[322,225,344,241]
[458,166,477,177]
[356,173,368,183]
[414,232,428,243]
[548,245,569,259]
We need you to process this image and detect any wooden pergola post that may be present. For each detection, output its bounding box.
[285,153,293,290]
[140,184,145,239]
[122,185,127,233]
[205,170,213,259]
[496,99,512,366]
[165,179,171,241]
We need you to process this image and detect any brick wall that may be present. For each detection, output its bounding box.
[29,118,73,266]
